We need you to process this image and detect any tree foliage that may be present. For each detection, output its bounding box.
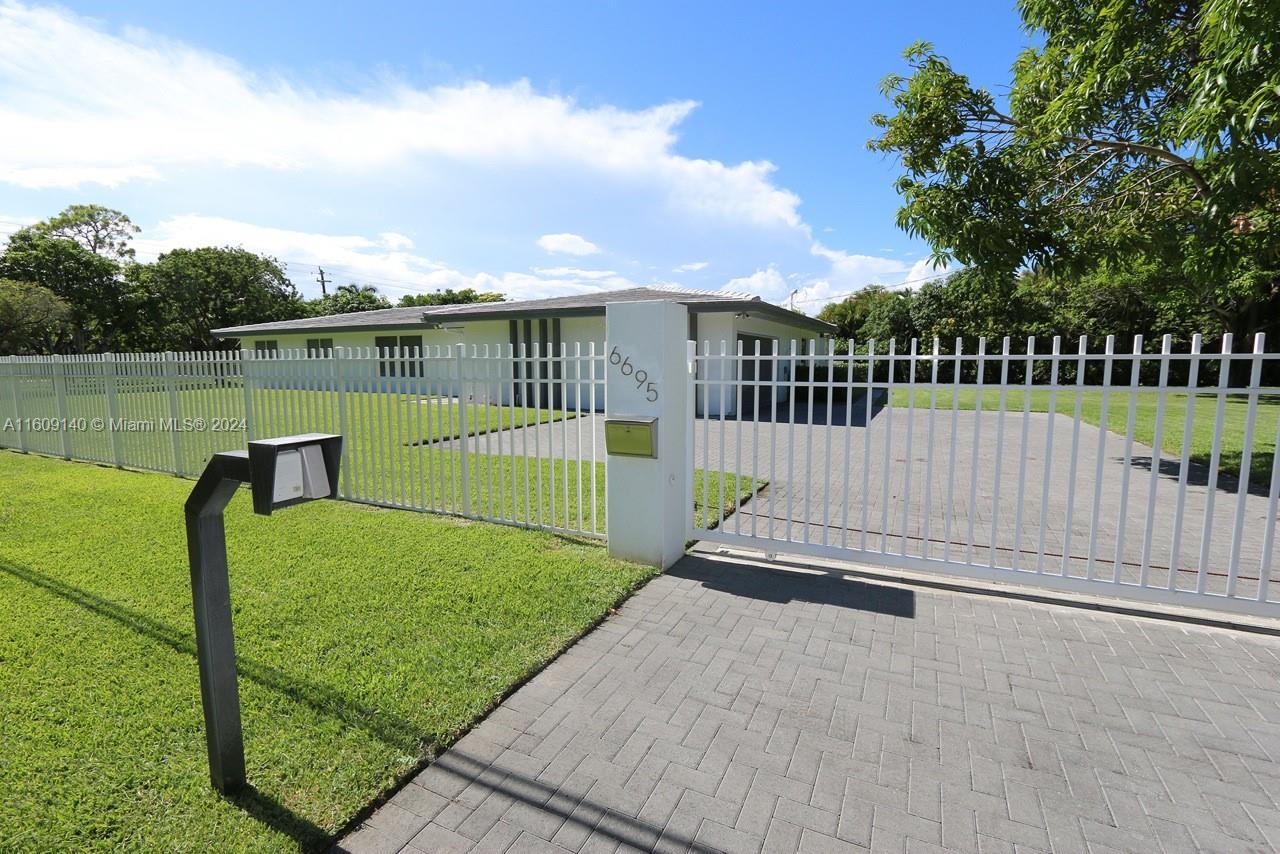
[398,288,504,307]
[818,262,1227,356]
[39,204,140,262]
[0,205,309,353]
[0,279,73,355]
[869,0,1280,337]
[309,283,391,316]
[0,208,140,351]
[140,247,304,350]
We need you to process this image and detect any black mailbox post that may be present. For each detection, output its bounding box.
[184,433,342,793]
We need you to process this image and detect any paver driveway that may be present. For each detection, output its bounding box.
[337,554,1280,853]
[444,403,1279,601]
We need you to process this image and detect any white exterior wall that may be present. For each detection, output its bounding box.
[233,309,826,416]
[238,317,609,410]
[558,316,606,411]
[691,312,829,417]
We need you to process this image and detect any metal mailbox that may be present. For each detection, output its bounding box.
[604,416,658,458]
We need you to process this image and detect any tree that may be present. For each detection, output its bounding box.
[143,247,305,350]
[857,290,918,347]
[0,279,73,355]
[817,285,899,351]
[908,268,1022,346]
[39,204,140,262]
[0,213,138,352]
[310,283,391,316]
[398,288,504,307]
[869,0,1280,338]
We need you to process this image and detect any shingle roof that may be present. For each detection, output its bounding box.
[211,286,835,336]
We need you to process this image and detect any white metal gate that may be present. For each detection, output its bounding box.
[0,345,606,539]
[688,334,1280,617]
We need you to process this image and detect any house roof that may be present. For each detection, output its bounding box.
[210,286,836,337]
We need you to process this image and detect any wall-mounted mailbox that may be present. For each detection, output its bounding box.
[604,416,658,458]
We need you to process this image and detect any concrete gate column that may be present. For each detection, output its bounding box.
[604,300,691,569]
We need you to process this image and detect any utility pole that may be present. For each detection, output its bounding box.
[316,268,330,297]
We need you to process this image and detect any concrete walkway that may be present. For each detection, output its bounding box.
[337,554,1280,853]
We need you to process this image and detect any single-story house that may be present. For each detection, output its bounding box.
[211,286,835,415]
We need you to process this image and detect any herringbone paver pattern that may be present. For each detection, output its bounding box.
[337,557,1280,853]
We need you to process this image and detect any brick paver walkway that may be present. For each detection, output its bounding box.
[337,555,1280,853]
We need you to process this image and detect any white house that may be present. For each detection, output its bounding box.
[211,286,835,415]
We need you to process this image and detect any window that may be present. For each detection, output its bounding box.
[375,336,398,377]
[398,335,422,377]
[254,340,278,355]
[306,337,334,357]
[375,335,423,377]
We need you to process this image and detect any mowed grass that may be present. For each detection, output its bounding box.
[339,447,762,533]
[0,451,657,852]
[888,387,1280,485]
[2,383,571,477]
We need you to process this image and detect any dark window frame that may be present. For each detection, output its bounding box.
[306,337,334,357]
[375,335,398,377]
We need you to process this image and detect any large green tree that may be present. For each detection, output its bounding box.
[142,247,305,350]
[0,205,149,351]
[869,0,1280,339]
[39,204,140,262]
[0,279,73,355]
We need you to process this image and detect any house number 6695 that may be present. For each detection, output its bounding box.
[609,346,659,402]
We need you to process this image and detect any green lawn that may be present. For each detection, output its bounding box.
[888,387,1279,485]
[1,452,646,852]
[2,384,571,477]
[2,382,760,533]
[336,445,762,533]
[0,450,758,852]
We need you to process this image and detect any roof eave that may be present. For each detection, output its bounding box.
[211,301,835,338]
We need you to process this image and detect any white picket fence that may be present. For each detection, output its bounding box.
[690,333,1280,617]
[0,346,607,539]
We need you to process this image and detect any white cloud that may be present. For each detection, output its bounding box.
[902,257,951,289]
[723,267,789,303]
[809,241,911,288]
[379,232,414,251]
[536,233,600,256]
[136,215,654,301]
[674,261,708,273]
[0,3,802,230]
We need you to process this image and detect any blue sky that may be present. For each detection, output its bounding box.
[0,0,1029,311]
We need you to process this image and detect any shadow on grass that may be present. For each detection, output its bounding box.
[0,560,424,753]
[229,784,331,851]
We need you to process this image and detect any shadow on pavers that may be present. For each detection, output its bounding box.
[333,749,721,854]
[669,553,915,618]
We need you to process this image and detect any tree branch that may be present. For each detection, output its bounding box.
[1062,136,1213,200]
